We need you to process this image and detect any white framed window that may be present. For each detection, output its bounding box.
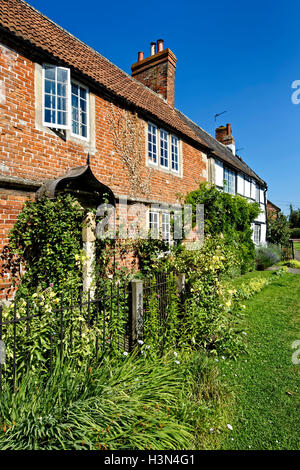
[224,168,236,195]
[160,129,169,168]
[148,123,158,164]
[162,212,171,244]
[149,210,159,238]
[171,135,179,173]
[71,82,89,140]
[147,123,180,175]
[43,65,70,129]
[43,64,89,139]
[253,223,261,244]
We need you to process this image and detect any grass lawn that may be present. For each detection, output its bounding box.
[294,241,300,252]
[218,272,300,450]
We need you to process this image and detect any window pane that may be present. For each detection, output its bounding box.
[57,83,66,97]
[57,97,66,111]
[160,130,168,167]
[44,109,51,123]
[80,87,87,99]
[57,111,67,125]
[81,112,87,125]
[149,211,159,238]
[45,66,55,80]
[45,79,55,94]
[72,84,79,95]
[57,68,68,83]
[80,99,87,112]
[81,125,87,138]
[148,123,157,163]
[171,135,179,171]
[72,121,79,135]
[44,66,69,128]
[44,94,53,109]
[72,94,79,108]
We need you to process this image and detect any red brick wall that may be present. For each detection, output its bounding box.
[0,40,207,295]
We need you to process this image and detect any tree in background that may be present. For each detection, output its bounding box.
[267,212,290,246]
[289,205,300,228]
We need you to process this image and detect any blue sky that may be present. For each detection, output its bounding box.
[28,0,300,214]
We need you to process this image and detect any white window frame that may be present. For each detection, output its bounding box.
[42,64,90,141]
[149,210,160,239]
[148,122,158,165]
[224,168,236,195]
[161,212,171,244]
[147,123,180,175]
[160,129,169,169]
[42,64,71,130]
[253,223,261,244]
[171,134,179,174]
[70,79,90,141]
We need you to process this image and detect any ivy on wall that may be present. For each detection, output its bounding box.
[1,194,84,297]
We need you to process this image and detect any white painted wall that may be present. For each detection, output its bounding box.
[215,160,224,187]
[237,173,244,194]
[245,179,251,198]
[251,180,256,199]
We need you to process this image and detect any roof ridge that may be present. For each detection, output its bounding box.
[175,109,267,186]
[17,0,171,106]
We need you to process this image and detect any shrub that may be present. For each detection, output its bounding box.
[255,244,281,270]
[281,259,300,269]
[266,213,290,246]
[185,183,260,274]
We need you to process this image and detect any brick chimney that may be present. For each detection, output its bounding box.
[131,39,177,107]
[216,123,236,154]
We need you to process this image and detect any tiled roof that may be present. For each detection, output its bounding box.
[176,110,267,186]
[0,0,266,186]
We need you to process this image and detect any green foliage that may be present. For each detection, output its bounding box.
[290,227,300,239]
[267,213,290,246]
[255,244,281,270]
[289,205,300,228]
[143,273,180,355]
[133,237,170,275]
[0,353,195,450]
[1,282,129,383]
[3,194,84,296]
[281,259,300,269]
[185,183,260,274]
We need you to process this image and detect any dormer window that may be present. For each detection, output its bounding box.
[43,65,89,140]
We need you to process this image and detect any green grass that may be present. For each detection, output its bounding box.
[219,272,300,450]
[294,241,300,252]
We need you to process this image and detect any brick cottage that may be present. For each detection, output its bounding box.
[0,0,268,295]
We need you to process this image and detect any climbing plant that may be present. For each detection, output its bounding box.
[1,194,84,297]
[185,182,261,273]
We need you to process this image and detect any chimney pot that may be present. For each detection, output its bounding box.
[216,123,235,154]
[157,39,164,52]
[131,41,177,107]
[138,51,144,62]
